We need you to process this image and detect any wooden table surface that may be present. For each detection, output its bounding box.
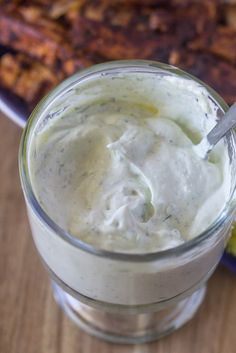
[1,113,236,353]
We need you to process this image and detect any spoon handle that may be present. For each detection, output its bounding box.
[206,102,236,149]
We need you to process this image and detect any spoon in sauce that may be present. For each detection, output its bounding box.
[195,102,236,159]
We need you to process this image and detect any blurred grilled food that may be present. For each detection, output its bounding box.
[0,0,236,110]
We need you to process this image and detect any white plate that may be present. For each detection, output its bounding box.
[0,88,29,128]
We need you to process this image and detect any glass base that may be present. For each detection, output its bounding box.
[52,281,206,344]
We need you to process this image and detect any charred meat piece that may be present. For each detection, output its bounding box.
[67,1,155,36]
[71,17,179,61]
[0,8,73,69]
[70,1,217,36]
[189,26,236,64]
[78,2,155,31]
[225,5,236,31]
[0,52,93,106]
[62,54,94,75]
[173,2,218,41]
[0,53,63,108]
[70,2,218,61]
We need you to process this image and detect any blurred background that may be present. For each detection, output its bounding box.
[0,0,236,112]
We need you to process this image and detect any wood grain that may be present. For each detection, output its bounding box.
[0,113,236,353]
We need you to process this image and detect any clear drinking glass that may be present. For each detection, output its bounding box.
[19,61,236,344]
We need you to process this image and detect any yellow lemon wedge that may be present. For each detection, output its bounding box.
[226,222,236,256]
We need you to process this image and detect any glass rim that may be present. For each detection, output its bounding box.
[19,59,236,262]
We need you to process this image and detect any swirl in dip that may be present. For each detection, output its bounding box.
[29,72,231,253]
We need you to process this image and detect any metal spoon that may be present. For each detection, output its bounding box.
[195,102,236,159]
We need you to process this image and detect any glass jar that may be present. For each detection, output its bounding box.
[19,60,236,344]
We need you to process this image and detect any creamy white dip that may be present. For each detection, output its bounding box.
[29,73,231,253]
